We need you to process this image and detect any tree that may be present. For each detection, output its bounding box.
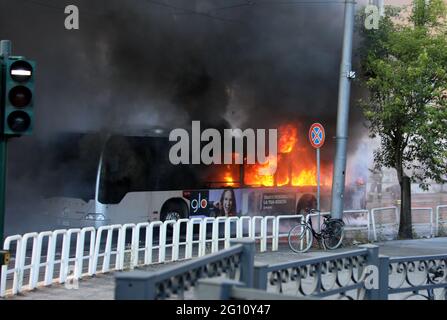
[358,0,447,239]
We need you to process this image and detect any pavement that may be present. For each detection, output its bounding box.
[4,236,447,300]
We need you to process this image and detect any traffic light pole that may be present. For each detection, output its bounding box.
[330,1,355,220]
[0,40,11,243]
[0,138,6,243]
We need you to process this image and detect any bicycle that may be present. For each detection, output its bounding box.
[288,209,345,253]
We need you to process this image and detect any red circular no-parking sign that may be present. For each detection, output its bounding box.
[309,123,325,149]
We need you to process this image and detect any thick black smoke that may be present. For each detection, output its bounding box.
[0,0,369,234]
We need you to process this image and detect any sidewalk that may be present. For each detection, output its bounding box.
[254,237,447,265]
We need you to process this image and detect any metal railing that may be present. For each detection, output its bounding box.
[371,206,399,241]
[115,240,255,300]
[273,215,304,251]
[115,243,447,300]
[2,203,446,297]
[370,206,437,240]
[343,209,371,239]
[115,244,380,300]
[380,253,447,300]
[436,205,447,236]
[0,215,302,297]
[253,245,379,299]
[115,244,447,300]
[306,210,371,240]
[411,207,434,238]
[194,278,314,300]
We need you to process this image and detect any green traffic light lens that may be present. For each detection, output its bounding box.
[9,86,32,108]
[7,111,31,132]
[10,60,33,82]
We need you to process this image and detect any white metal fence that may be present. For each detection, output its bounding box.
[370,206,439,240]
[1,215,301,297]
[371,206,399,241]
[306,210,370,237]
[1,204,446,297]
[436,205,447,236]
[411,207,434,238]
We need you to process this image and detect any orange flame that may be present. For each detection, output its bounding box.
[292,169,317,186]
[215,123,332,188]
[278,124,298,153]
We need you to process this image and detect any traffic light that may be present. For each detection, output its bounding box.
[2,57,35,135]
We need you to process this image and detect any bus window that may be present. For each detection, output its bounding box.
[197,163,241,188]
[97,135,242,204]
[98,135,200,203]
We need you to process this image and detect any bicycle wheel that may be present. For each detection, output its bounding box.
[323,219,345,250]
[288,222,313,253]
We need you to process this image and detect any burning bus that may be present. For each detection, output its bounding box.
[41,124,334,229]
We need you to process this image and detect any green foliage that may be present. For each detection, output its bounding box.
[411,0,447,27]
[358,0,447,190]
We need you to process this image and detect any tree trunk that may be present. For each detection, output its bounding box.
[398,176,413,239]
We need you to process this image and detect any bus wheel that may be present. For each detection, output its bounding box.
[160,199,188,222]
[165,212,180,221]
[161,199,188,237]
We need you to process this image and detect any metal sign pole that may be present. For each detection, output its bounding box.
[309,123,325,233]
[317,147,321,232]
